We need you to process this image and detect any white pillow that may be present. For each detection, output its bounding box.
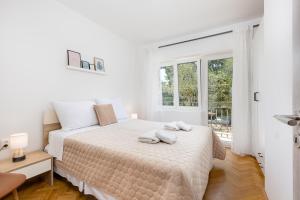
[52,101,98,131]
[95,98,128,120]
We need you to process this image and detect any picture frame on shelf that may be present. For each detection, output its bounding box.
[67,50,81,68]
[90,64,95,71]
[81,60,90,70]
[94,57,105,72]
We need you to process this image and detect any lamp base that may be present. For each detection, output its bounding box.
[12,155,26,162]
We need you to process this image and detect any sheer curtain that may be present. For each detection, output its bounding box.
[231,24,253,155]
[141,47,162,121]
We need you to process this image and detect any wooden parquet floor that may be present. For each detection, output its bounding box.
[3,150,267,200]
[203,150,268,200]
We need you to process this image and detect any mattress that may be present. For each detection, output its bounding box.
[48,119,216,200]
[47,125,101,160]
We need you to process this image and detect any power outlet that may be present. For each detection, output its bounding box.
[0,138,9,150]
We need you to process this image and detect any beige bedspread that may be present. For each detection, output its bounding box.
[57,120,225,200]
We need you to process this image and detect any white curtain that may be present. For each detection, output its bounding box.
[141,47,162,121]
[231,24,253,155]
[200,59,209,126]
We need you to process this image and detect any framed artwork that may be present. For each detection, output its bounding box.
[67,50,81,67]
[90,64,95,71]
[94,57,105,72]
[81,60,90,69]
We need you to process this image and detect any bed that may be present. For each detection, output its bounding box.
[43,108,225,200]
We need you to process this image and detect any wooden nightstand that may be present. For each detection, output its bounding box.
[0,151,53,185]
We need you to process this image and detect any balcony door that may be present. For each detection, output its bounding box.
[205,55,233,146]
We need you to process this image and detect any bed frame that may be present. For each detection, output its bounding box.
[43,108,61,149]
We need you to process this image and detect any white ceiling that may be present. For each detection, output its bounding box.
[57,0,264,44]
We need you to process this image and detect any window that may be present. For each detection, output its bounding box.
[177,62,198,106]
[160,59,200,108]
[160,66,174,106]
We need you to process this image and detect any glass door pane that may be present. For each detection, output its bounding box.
[208,57,233,144]
[160,66,174,106]
[177,62,198,107]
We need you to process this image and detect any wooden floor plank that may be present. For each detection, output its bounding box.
[3,150,267,200]
[203,150,268,200]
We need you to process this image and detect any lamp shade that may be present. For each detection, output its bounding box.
[10,133,28,149]
[131,113,138,119]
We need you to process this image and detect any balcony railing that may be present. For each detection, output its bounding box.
[208,101,232,140]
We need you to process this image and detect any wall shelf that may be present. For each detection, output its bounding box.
[66,65,106,75]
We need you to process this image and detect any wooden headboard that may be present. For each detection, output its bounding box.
[43,108,61,148]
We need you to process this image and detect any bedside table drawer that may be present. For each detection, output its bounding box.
[11,159,51,179]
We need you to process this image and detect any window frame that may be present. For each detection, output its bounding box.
[203,53,233,64]
[160,65,175,107]
[160,57,201,111]
[201,52,233,118]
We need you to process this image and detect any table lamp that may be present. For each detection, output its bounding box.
[131,113,138,119]
[10,133,28,162]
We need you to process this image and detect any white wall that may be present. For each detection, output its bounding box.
[264,0,295,199]
[0,0,138,159]
[251,22,265,166]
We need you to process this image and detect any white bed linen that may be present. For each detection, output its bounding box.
[54,165,84,192]
[48,125,101,160]
[54,161,115,200]
[47,119,130,160]
[84,184,116,200]
[52,101,98,131]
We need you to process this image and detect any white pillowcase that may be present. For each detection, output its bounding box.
[53,101,98,131]
[95,98,128,120]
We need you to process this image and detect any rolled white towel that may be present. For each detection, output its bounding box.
[164,122,180,131]
[138,130,160,144]
[176,121,192,132]
[156,130,177,144]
